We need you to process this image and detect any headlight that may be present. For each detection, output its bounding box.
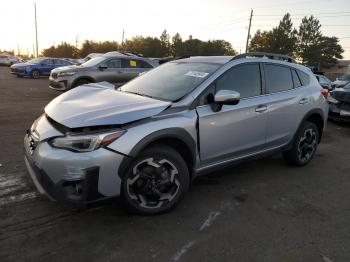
[327,95,340,104]
[49,130,126,152]
[57,71,76,77]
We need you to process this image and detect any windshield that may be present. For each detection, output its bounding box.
[81,56,106,67]
[120,62,220,101]
[27,58,44,64]
[338,74,350,81]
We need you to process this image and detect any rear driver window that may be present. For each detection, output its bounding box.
[265,64,293,93]
[292,70,302,88]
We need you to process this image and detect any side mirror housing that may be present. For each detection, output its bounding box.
[214,90,240,105]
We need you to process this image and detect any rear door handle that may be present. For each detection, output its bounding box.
[299,98,309,104]
[255,105,267,113]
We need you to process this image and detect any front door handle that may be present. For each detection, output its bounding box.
[299,98,309,104]
[255,105,267,113]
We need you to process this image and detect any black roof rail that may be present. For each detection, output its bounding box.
[232,52,296,63]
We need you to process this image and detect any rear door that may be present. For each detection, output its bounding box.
[40,59,55,75]
[196,63,268,167]
[121,58,144,82]
[264,64,312,149]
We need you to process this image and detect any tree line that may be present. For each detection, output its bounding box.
[41,31,236,59]
[249,13,343,67]
[41,14,344,67]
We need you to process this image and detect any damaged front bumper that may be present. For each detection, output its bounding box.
[23,123,126,206]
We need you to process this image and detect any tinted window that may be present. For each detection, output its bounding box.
[121,62,219,101]
[198,83,215,106]
[141,60,153,68]
[292,70,302,88]
[297,70,310,86]
[265,64,293,93]
[216,64,261,99]
[122,59,141,68]
[106,59,121,68]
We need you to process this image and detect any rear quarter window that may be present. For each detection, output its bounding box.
[296,70,310,86]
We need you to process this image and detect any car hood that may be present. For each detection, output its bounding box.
[331,88,350,103]
[11,62,30,68]
[52,65,81,72]
[45,83,171,128]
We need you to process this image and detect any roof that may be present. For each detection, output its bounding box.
[176,56,234,64]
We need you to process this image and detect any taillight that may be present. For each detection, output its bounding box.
[321,88,329,98]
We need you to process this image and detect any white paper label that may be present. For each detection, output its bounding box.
[184,71,209,78]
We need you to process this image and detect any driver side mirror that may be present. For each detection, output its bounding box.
[214,90,240,105]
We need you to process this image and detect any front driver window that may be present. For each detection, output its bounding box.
[216,63,261,99]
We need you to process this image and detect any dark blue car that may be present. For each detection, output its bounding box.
[10,57,74,79]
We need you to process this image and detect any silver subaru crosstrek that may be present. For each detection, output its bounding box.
[49,52,157,91]
[24,53,328,214]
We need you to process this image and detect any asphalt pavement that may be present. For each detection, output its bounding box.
[0,66,349,262]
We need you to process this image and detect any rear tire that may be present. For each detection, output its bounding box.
[283,121,319,166]
[31,70,40,79]
[121,145,190,215]
[17,75,23,78]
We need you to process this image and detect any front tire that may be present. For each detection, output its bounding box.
[283,121,319,166]
[121,145,190,215]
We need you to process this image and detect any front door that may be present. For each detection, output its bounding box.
[196,63,268,167]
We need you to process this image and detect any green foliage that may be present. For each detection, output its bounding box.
[42,42,79,58]
[249,13,297,55]
[80,40,119,57]
[249,13,343,67]
[39,31,236,59]
[297,16,343,67]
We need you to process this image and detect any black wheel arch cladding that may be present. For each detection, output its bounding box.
[117,128,196,179]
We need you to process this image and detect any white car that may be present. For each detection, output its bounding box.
[0,55,23,66]
[332,74,350,88]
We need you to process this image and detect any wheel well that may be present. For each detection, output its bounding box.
[305,113,324,142]
[72,77,94,87]
[147,137,194,176]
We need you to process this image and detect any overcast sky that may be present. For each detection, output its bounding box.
[1,0,350,58]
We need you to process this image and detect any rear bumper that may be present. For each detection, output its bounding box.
[329,103,350,121]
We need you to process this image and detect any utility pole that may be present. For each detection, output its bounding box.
[75,35,79,49]
[245,9,253,53]
[17,43,20,56]
[34,3,39,57]
[121,29,125,46]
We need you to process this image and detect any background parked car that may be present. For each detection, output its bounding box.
[315,74,333,90]
[10,57,75,78]
[328,81,350,121]
[49,52,157,91]
[332,74,350,88]
[0,55,23,66]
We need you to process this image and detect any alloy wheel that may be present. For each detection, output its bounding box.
[297,128,317,163]
[126,157,180,209]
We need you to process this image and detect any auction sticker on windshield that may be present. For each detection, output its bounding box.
[185,71,209,78]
